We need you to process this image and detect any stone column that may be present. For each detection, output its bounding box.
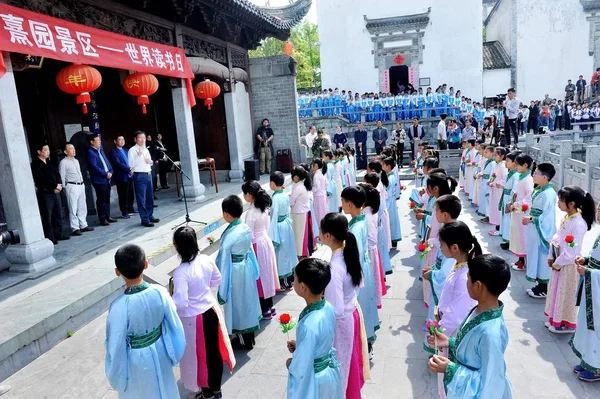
[172,82,206,202]
[558,140,573,188]
[224,82,254,182]
[0,52,55,273]
[585,145,600,193]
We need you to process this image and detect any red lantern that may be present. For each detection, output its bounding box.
[194,79,221,110]
[284,41,293,56]
[56,64,102,114]
[122,72,159,114]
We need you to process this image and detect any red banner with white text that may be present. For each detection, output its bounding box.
[0,3,194,79]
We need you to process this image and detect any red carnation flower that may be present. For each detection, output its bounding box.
[410,201,416,208]
[521,204,529,212]
[418,243,427,252]
[413,168,418,173]
[565,235,575,243]
[279,313,291,324]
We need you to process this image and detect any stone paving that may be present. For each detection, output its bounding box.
[3,182,600,398]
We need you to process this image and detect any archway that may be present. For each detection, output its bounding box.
[389,65,409,94]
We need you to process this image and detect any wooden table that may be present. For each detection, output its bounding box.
[172,158,218,198]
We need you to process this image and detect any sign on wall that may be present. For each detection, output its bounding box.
[382,69,390,93]
[408,66,416,87]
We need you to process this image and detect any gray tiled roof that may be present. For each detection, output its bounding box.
[483,41,511,70]
[231,0,312,31]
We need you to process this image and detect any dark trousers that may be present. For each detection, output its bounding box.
[201,308,224,396]
[396,142,404,166]
[375,145,383,155]
[92,181,111,222]
[133,172,154,223]
[151,163,158,192]
[38,191,64,241]
[529,117,539,133]
[448,141,460,149]
[356,143,367,169]
[556,114,564,130]
[506,118,518,146]
[158,160,170,188]
[116,180,135,215]
[260,296,274,314]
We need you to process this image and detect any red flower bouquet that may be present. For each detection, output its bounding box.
[418,242,432,260]
[565,235,576,248]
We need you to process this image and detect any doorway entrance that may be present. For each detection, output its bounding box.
[389,65,409,95]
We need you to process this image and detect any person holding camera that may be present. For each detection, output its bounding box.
[256,118,274,174]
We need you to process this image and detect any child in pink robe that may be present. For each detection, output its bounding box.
[509,154,534,270]
[488,148,508,235]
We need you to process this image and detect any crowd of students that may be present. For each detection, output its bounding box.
[100,137,600,399]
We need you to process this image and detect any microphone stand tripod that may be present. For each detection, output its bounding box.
[162,153,205,230]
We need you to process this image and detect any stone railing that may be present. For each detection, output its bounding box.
[524,132,600,200]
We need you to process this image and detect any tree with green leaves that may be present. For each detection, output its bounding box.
[249,20,321,89]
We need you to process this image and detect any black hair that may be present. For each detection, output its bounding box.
[320,213,362,287]
[476,139,485,146]
[468,254,511,297]
[173,226,199,263]
[428,167,447,175]
[295,258,332,295]
[423,156,439,170]
[222,195,243,218]
[495,147,507,158]
[114,244,146,279]
[363,172,380,188]
[360,183,380,214]
[65,141,74,148]
[383,157,396,169]
[436,194,462,219]
[439,221,483,259]
[134,130,146,139]
[262,118,270,125]
[535,162,556,181]
[242,180,272,213]
[558,185,596,230]
[312,158,327,175]
[344,144,355,159]
[485,145,496,152]
[291,165,312,191]
[467,139,476,146]
[35,142,49,151]
[440,113,448,120]
[323,150,334,160]
[270,171,285,187]
[515,154,533,169]
[506,150,521,162]
[426,172,457,197]
[419,141,429,148]
[368,161,389,187]
[341,185,367,209]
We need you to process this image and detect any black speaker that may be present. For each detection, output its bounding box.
[244,159,260,181]
[276,149,294,173]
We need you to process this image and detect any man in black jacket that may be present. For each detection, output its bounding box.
[31,144,68,244]
[154,133,170,189]
[255,119,274,174]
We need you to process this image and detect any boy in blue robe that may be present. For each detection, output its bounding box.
[477,145,496,219]
[525,163,557,298]
[105,244,185,398]
[217,195,262,349]
[268,172,299,287]
[316,94,324,117]
[286,258,344,399]
[428,254,512,398]
[383,158,402,248]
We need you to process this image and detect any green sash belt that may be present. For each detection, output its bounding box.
[278,214,289,222]
[482,174,490,179]
[530,208,543,217]
[313,350,340,373]
[502,188,512,196]
[129,326,162,349]
[589,257,600,270]
[231,254,248,263]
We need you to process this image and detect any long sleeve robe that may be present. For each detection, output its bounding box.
[489,161,508,226]
[105,284,185,398]
[478,159,495,217]
[386,171,402,243]
[525,184,557,284]
[268,191,298,278]
[326,161,338,212]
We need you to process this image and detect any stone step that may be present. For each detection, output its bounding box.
[0,176,290,382]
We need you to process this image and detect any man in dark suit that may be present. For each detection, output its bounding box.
[110,135,135,219]
[154,133,170,189]
[87,135,116,226]
[354,122,368,169]
[372,119,388,155]
[408,116,426,162]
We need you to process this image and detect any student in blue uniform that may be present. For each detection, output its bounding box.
[417,88,426,119]
[425,87,434,118]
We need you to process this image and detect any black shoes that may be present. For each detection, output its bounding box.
[141,222,155,227]
[81,226,94,232]
[107,218,118,223]
[72,230,82,236]
[150,217,160,223]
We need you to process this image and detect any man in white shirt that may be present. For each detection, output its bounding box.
[437,113,448,150]
[128,131,160,227]
[303,125,317,152]
[503,87,520,148]
[59,143,94,236]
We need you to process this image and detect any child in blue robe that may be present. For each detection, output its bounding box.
[428,254,512,398]
[341,185,380,358]
[105,244,186,398]
[499,152,519,249]
[286,258,344,399]
[477,145,496,219]
[217,195,262,349]
[268,172,298,287]
[383,157,402,247]
[525,163,558,298]
[323,150,338,213]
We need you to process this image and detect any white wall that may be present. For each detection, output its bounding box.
[515,0,592,102]
[420,0,483,100]
[317,0,482,99]
[483,69,511,97]
[485,0,512,53]
[317,0,432,93]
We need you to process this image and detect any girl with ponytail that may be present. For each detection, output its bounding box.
[509,153,534,270]
[488,147,508,235]
[340,185,379,358]
[300,163,320,244]
[322,150,338,213]
[382,157,402,247]
[320,213,367,397]
[545,186,596,334]
[344,145,357,184]
[360,183,387,309]
[364,172,393,275]
[290,166,315,258]
[500,151,521,250]
[242,181,279,318]
[311,159,329,229]
[333,149,344,210]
